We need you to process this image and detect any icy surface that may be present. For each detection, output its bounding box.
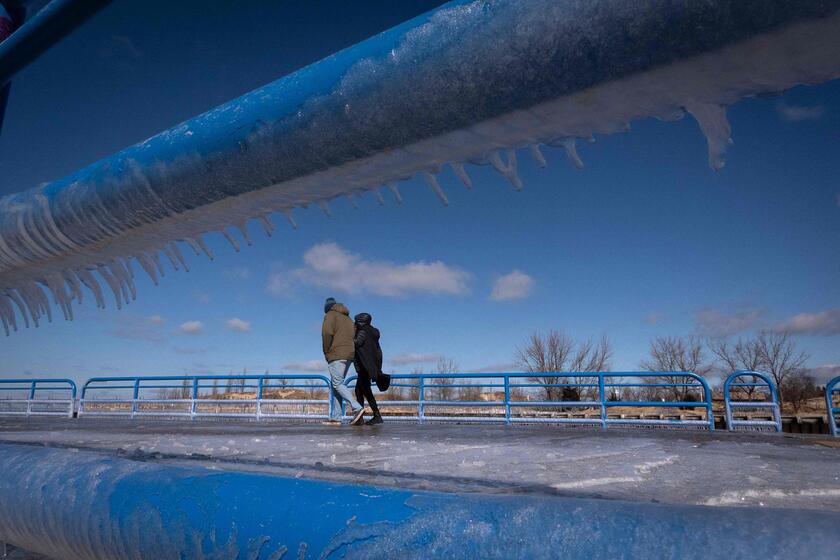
[2,0,840,332]
[2,419,839,512]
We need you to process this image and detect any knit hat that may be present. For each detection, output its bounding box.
[324,297,336,313]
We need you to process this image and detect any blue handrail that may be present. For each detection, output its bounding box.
[723,371,782,432]
[826,375,840,437]
[0,378,77,417]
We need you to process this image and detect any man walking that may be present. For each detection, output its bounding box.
[322,297,366,426]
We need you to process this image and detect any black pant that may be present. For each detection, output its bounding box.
[355,369,380,415]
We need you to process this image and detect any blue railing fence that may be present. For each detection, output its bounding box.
[827,375,840,437]
[723,371,782,432]
[2,371,837,436]
[0,378,76,417]
[79,374,333,419]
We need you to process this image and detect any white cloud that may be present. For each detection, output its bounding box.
[225,318,251,333]
[179,321,204,335]
[776,102,826,123]
[776,308,840,336]
[490,270,534,301]
[645,312,665,325]
[266,271,294,296]
[268,243,470,297]
[474,362,520,373]
[389,352,441,366]
[808,364,840,384]
[223,267,251,281]
[694,307,764,337]
[147,315,166,326]
[282,360,326,372]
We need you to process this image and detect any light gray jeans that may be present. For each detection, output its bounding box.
[327,359,361,420]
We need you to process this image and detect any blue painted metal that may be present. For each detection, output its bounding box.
[0,377,75,417]
[0,443,839,559]
[723,370,782,432]
[0,0,113,86]
[71,371,719,430]
[3,1,840,333]
[827,375,840,437]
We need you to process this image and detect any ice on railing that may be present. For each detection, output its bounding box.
[2,0,840,334]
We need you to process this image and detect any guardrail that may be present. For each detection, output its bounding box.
[79,374,333,420]
[0,378,77,417]
[346,371,715,430]
[827,375,840,437]
[723,371,781,432]
[7,372,714,430]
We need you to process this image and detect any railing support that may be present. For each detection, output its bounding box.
[418,376,425,424]
[598,375,607,429]
[504,375,511,425]
[724,371,781,432]
[827,375,840,437]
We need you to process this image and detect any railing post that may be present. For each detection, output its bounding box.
[131,379,139,419]
[256,377,264,421]
[418,375,425,423]
[826,377,839,437]
[190,378,198,420]
[26,381,35,417]
[504,375,511,425]
[598,374,607,429]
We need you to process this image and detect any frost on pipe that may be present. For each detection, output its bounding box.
[2,0,840,334]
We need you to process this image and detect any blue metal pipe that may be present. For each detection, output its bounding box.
[1,443,839,559]
[2,2,840,331]
[0,0,112,86]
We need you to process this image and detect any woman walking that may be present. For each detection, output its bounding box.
[353,312,387,425]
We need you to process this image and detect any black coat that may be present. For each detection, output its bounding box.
[354,324,382,379]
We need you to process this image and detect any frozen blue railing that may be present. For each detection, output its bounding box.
[827,375,840,437]
[346,372,715,430]
[0,378,76,417]
[723,371,782,432]
[80,374,333,420]
[23,372,719,429]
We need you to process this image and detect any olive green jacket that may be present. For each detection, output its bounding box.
[322,303,355,361]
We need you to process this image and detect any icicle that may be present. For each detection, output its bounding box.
[0,295,16,334]
[529,145,547,168]
[346,193,359,210]
[489,149,523,190]
[108,259,135,303]
[184,237,202,256]
[162,245,180,271]
[561,138,584,169]
[372,188,386,206]
[222,229,241,252]
[151,251,166,277]
[195,236,214,260]
[32,284,52,323]
[236,222,252,246]
[387,183,403,204]
[258,215,274,237]
[16,286,41,327]
[44,274,71,321]
[77,268,105,310]
[283,210,298,230]
[63,269,83,305]
[422,172,449,206]
[135,253,159,286]
[318,201,332,217]
[169,243,189,273]
[96,265,123,310]
[6,289,30,329]
[685,102,732,171]
[451,162,473,189]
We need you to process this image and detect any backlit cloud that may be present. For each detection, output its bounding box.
[776,101,826,122]
[775,308,840,336]
[490,270,534,301]
[694,307,764,338]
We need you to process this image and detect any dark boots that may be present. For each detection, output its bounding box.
[365,414,383,425]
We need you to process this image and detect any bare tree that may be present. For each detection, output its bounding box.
[640,336,711,401]
[211,378,220,396]
[785,373,818,414]
[515,331,612,401]
[756,331,809,408]
[708,337,763,399]
[180,378,191,399]
[433,357,458,401]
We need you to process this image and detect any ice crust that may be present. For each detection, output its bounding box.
[1,0,840,334]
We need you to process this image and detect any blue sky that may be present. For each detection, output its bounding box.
[1,1,839,384]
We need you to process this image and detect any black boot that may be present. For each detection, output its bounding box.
[365,414,383,425]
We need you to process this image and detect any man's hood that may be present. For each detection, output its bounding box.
[330,303,350,316]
